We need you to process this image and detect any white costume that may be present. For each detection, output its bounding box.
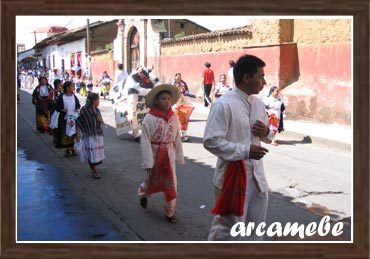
[138,112,185,217]
[114,69,129,85]
[203,87,273,241]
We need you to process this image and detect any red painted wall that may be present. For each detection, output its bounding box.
[90,61,115,84]
[148,42,351,125]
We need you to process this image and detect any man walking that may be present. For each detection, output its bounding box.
[203,54,273,241]
[114,63,129,86]
[201,62,215,107]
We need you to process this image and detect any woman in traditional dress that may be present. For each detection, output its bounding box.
[32,76,53,133]
[138,84,184,223]
[49,79,62,144]
[97,71,111,99]
[171,73,195,142]
[264,86,285,146]
[76,93,105,179]
[55,81,81,156]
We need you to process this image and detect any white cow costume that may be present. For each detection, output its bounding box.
[109,66,159,139]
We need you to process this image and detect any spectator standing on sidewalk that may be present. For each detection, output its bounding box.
[264,86,285,146]
[203,54,272,241]
[201,62,215,107]
[213,74,232,101]
[76,93,106,179]
[138,84,184,224]
[228,60,235,88]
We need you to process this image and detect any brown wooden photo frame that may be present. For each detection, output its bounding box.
[3,0,369,258]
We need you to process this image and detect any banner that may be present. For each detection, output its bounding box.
[114,93,150,138]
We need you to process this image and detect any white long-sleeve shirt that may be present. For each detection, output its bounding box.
[114,70,129,85]
[203,87,273,193]
[141,113,185,170]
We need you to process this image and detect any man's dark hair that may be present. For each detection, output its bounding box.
[53,79,62,89]
[63,81,74,93]
[118,63,123,70]
[38,76,48,84]
[204,62,211,68]
[233,55,266,85]
[229,60,235,67]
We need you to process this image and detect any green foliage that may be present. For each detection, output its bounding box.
[105,43,113,52]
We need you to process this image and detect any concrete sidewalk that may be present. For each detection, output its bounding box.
[190,101,352,147]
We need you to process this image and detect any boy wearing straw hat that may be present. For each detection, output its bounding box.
[138,84,185,223]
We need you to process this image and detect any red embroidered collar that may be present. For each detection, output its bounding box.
[149,107,174,122]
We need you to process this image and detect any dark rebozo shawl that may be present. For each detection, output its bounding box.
[76,106,104,138]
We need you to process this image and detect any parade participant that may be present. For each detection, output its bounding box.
[213,74,232,101]
[76,93,105,179]
[49,79,63,143]
[201,62,215,107]
[49,79,62,114]
[84,75,93,94]
[203,54,273,241]
[264,86,285,146]
[138,84,184,223]
[32,76,53,133]
[55,81,81,157]
[171,73,195,142]
[97,71,111,98]
[113,63,129,85]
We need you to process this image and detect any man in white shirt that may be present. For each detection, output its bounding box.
[203,54,273,241]
[114,63,129,86]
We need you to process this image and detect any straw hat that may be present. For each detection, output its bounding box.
[145,84,181,108]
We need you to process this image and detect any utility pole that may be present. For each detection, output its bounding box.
[86,19,91,78]
[168,19,171,38]
[34,31,38,68]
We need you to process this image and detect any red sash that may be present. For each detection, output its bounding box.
[211,160,247,216]
[146,144,177,202]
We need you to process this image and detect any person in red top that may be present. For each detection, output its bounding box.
[201,62,215,107]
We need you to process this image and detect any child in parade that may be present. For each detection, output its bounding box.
[76,93,105,179]
[138,84,185,223]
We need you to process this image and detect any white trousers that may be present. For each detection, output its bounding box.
[208,171,268,241]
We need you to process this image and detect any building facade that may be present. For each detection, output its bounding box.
[113,18,351,126]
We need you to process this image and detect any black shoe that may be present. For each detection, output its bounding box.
[64,149,71,157]
[71,149,77,156]
[165,215,177,223]
[140,197,147,209]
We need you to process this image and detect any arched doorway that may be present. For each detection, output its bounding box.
[128,27,140,73]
